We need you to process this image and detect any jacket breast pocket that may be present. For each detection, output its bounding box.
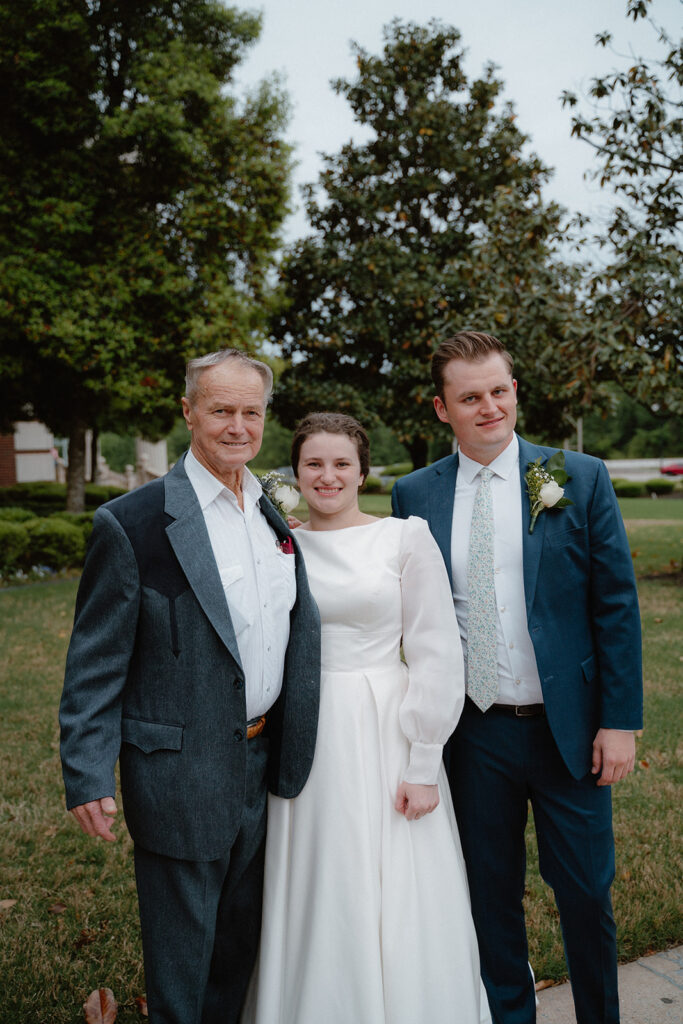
[121,716,184,754]
[545,524,588,549]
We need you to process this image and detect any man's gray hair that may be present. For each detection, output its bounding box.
[185,349,274,405]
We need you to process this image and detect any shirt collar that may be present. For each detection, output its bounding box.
[457,433,519,484]
[184,448,263,511]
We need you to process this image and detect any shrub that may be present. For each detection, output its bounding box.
[644,478,677,496]
[381,462,413,477]
[363,475,384,494]
[50,511,95,542]
[0,481,126,514]
[611,479,645,497]
[0,521,29,571]
[0,507,34,522]
[22,517,86,570]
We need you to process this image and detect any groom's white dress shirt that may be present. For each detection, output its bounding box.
[450,434,544,706]
[185,450,296,719]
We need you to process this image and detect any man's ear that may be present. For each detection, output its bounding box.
[181,397,193,431]
[434,395,449,424]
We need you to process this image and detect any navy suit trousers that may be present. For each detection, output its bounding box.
[447,700,618,1024]
[133,735,268,1024]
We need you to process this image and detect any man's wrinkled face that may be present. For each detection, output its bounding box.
[182,363,266,484]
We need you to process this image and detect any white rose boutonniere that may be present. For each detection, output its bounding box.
[258,471,300,520]
[525,453,573,534]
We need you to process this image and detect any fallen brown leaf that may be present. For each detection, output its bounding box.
[83,988,117,1024]
[48,902,67,915]
[654,617,663,624]
[535,979,556,991]
[0,899,18,912]
[74,928,98,949]
[639,759,650,769]
[135,995,148,1017]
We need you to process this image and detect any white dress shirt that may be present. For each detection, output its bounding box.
[184,450,296,718]
[450,435,544,706]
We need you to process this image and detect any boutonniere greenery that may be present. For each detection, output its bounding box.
[525,452,573,534]
[257,471,300,521]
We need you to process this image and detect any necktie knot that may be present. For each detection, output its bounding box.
[479,467,494,484]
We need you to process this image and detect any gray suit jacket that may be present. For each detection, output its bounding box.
[60,456,320,861]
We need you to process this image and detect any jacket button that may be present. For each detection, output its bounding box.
[234,729,244,742]
[233,678,243,690]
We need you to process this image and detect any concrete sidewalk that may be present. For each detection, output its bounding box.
[536,946,683,1023]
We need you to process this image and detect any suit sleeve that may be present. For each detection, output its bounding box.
[587,460,643,730]
[391,480,403,518]
[59,507,141,809]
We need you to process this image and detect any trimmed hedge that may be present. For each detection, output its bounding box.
[644,478,677,496]
[0,481,125,514]
[0,520,30,571]
[611,479,646,498]
[0,506,35,523]
[381,462,413,477]
[363,475,384,494]
[23,518,86,570]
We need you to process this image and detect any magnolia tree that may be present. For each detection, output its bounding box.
[271,20,590,466]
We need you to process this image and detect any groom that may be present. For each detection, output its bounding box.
[392,332,642,1024]
[60,349,320,1024]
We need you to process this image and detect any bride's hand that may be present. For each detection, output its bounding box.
[394,782,439,821]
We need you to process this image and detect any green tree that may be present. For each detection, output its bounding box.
[271,19,589,467]
[562,0,682,414]
[0,0,291,509]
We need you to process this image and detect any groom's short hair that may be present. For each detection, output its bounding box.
[431,332,514,399]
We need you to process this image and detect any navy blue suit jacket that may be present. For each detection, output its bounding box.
[391,435,643,779]
[60,456,321,861]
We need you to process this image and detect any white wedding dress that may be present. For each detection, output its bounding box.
[242,516,491,1024]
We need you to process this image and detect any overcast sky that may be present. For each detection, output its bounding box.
[236,0,681,241]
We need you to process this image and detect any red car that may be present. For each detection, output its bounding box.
[660,462,683,476]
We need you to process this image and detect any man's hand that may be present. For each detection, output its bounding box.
[395,782,439,820]
[591,729,636,787]
[70,796,118,841]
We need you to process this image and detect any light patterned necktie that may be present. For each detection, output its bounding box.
[466,467,498,711]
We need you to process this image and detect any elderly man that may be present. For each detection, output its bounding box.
[60,349,320,1024]
[392,331,642,1024]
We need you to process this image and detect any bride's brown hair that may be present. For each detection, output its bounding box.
[291,412,371,481]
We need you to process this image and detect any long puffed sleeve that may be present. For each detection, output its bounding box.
[398,516,465,784]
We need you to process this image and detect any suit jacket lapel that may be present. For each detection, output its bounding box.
[429,455,459,590]
[164,457,243,667]
[518,436,547,616]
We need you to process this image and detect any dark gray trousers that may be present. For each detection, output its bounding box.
[133,736,268,1024]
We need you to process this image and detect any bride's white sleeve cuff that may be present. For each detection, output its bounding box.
[404,741,443,785]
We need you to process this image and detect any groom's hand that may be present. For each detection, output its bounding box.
[591,729,636,786]
[395,782,439,820]
[69,796,118,841]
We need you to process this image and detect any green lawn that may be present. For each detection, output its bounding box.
[0,514,680,1019]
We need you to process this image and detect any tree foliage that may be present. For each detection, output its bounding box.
[271,20,589,466]
[0,0,292,507]
[562,0,682,413]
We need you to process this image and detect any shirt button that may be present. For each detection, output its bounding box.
[509,642,514,649]
[515,679,521,687]
[500,606,506,613]
[495,567,501,574]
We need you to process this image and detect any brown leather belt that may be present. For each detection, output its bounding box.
[246,715,266,739]
[490,703,545,717]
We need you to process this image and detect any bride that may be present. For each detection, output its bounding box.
[242,412,490,1024]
